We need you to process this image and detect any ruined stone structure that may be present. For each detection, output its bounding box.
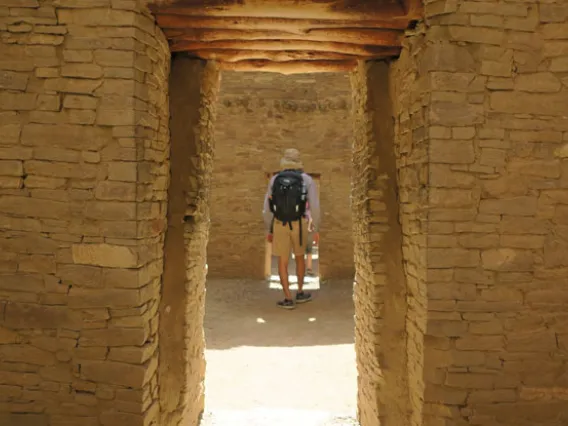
[1,1,568,426]
[209,72,354,279]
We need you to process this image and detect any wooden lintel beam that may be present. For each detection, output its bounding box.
[149,1,408,21]
[218,59,358,75]
[190,48,401,62]
[162,27,402,47]
[169,39,394,56]
[154,14,411,32]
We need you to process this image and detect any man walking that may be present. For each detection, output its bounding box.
[263,148,320,309]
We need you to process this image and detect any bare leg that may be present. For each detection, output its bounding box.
[306,253,313,271]
[295,254,306,293]
[278,256,293,300]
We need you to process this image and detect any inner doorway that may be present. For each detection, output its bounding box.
[203,71,357,425]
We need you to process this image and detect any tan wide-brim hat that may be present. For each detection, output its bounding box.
[280,148,303,170]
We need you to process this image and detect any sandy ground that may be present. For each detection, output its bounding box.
[202,277,358,426]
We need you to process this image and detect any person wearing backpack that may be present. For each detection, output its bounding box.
[263,148,320,309]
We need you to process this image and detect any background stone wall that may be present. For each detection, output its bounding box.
[421,1,568,425]
[208,71,355,280]
[0,1,170,425]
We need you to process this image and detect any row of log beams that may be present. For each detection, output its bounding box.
[149,0,422,73]
[218,59,358,74]
[187,48,400,62]
[149,1,420,21]
[155,15,411,32]
[169,40,398,56]
[162,27,403,46]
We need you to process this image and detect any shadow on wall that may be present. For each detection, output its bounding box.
[204,279,355,349]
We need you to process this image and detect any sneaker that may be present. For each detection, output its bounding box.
[277,299,296,310]
[306,269,315,277]
[295,291,312,304]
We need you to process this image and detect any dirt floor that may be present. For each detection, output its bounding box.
[202,277,358,426]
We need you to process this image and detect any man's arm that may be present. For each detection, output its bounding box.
[263,176,275,233]
[305,174,320,232]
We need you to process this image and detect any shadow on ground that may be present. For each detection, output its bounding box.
[204,278,355,349]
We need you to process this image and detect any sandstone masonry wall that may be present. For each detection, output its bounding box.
[351,61,425,426]
[208,71,354,280]
[389,35,430,426]
[420,2,568,425]
[159,55,219,426]
[0,1,170,425]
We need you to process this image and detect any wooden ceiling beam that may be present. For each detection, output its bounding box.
[154,14,411,32]
[169,39,394,56]
[190,48,400,62]
[218,59,359,75]
[149,1,408,21]
[162,27,402,46]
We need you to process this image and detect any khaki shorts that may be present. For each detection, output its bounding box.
[272,218,308,257]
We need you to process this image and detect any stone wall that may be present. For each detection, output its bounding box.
[420,1,568,425]
[208,71,354,280]
[0,1,170,425]
[389,33,430,426]
[351,59,427,426]
[160,56,220,426]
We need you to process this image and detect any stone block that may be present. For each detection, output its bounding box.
[84,201,136,221]
[63,95,98,110]
[544,228,568,267]
[507,330,557,352]
[455,335,504,351]
[491,91,568,116]
[430,189,474,208]
[61,64,103,79]
[94,49,135,67]
[79,327,148,347]
[420,43,476,72]
[68,287,141,308]
[514,73,562,93]
[63,49,94,63]
[481,248,535,271]
[25,161,98,179]
[0,195,70,219]
[430,140,475,164]
[72,243,138,268]
[428,248,479,268]
[0,160,23,176]
[4,303,79,329]
[80,358,156,388]
[0,414,47,426]
[95,181,136,201]
[0,92,37,110]
[479,197,538,216]
[0,344,56,365]
[21,124,109,150]
[37,94,61,111]
[0,70,29,91]
[481,61,512,77]
[57,264,103,288]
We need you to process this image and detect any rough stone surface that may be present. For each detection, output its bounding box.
[0,1,170,425]
[1,1,568,426]
[420,1,568,425]
[159,55,220,426]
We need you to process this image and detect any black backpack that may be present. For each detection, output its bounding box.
[269,169,307,225]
